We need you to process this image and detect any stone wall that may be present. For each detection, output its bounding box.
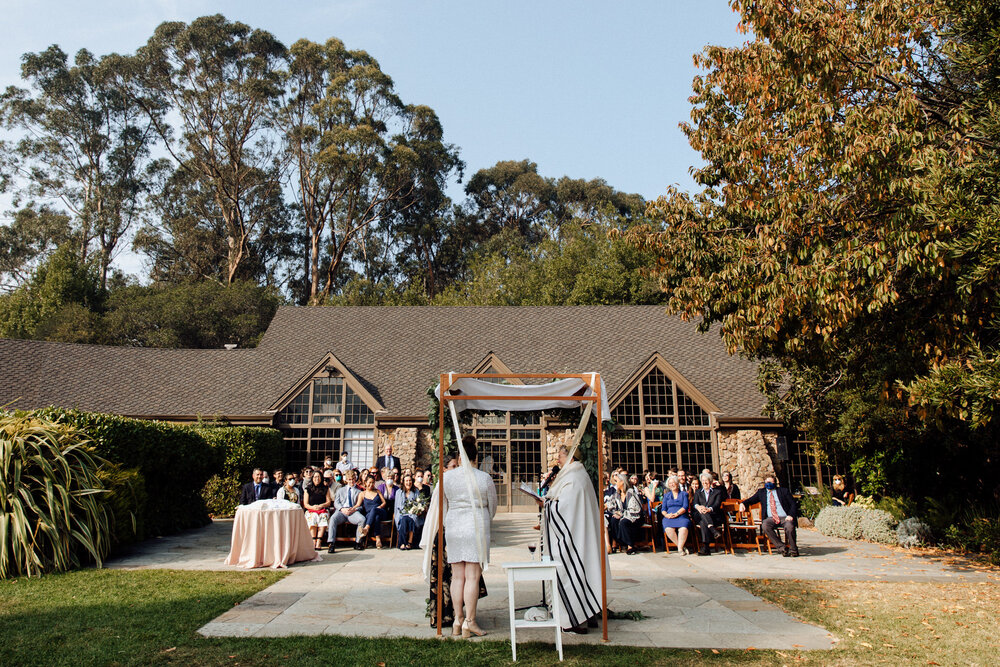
[717,428,779,492]
[544,426,575,468]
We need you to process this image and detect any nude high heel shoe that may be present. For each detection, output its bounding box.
[452,617,464,637]
[462,618,487,638]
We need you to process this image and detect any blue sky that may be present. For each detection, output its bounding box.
[1,0,745,275]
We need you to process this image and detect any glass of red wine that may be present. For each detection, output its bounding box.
[528,543,537,559]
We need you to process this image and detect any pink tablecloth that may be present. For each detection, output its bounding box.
[224,502,321,569]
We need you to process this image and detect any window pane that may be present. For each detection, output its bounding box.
[282,427,309,471]
[679,430,712,472]
[310,427,341,465]
[476,411,506,425]
[645,442,673,477]
[641,367,674,423]
[511,411,540,426]
[344,386,374,424]
[610,430,643,474]
[312,377,343,419]
[344,428,374,468]
[677,388,710,426]
[278,389,310,425]
[612,386,641,427]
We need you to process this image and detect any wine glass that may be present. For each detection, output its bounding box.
[528,543,537,560]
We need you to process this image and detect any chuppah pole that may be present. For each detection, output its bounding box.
[595,378,609,641]
[436,373,448,637]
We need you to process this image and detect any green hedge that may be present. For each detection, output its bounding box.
[35,408,219,539]
[197,426,284,517]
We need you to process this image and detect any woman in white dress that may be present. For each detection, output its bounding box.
[443,435,497,638]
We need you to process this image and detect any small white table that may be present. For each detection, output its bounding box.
[502,559,563,662]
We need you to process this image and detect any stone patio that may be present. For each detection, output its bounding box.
[105,514,992,649]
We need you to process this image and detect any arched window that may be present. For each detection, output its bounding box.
[610,365,715,476]
[275,366,377,470]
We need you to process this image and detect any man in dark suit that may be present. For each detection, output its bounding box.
[691,472,725,555]
[238,468,277,505]
[374,444,400,473]
[740,474,799,556]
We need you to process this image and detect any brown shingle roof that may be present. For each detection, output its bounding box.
[257,305,768,419]
[0,306,768,421]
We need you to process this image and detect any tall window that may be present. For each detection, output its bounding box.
[472,410,543,512]
[277,375,375,470]
[610,366,714,476]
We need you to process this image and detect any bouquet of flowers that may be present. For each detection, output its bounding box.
[402,496,429,517]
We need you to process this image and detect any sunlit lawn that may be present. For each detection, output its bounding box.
[1,568,998,665]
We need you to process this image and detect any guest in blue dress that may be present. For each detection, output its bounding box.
[351,476,388,549]
[660,475,692,555]
[394,473,425,549]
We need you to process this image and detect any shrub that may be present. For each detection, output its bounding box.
[815,506,898,544]
[0,413,110,578]
[941,512,1000,565]
[876,495,918,522]
[196,426,284,517]
[797,488,832,521]
[860,508,898,544]
[96,464,147,546]
[897,517,933,548]
[34,408,220,537]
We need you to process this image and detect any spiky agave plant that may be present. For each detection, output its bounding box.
[0,413,110,578]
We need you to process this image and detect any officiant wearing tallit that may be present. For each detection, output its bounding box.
[542,443,610,634]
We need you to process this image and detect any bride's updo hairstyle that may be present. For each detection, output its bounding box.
[461,434,478,462]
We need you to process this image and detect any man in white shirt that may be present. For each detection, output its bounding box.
[336,451,354,474]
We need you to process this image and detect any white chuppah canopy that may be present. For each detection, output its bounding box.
[433,374,611,417]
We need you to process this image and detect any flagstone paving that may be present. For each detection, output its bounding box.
[105,514,993,649]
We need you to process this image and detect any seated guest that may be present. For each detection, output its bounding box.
[359,468,371,488]
[688,476,701,499]
[277,474,300,504]
[394,473,425,549]
[301,467,314,492]
[618,476,644,555]
[721,470,740,500]
[336,450,354,474]
[303,471,332,549]
[740,474,799,557]
[602,472,615,499]
[690,472,725,556]
[660,475,691,555]
[644,471,663,504]
[376,467,398,514]
[328,470,365,553]
[414,471,430,499]
[323,457,334,470]
[352,475,388,549]
[272,469,285,491]
[238,468,276,505]
[711,471,720,488]
[677,469,688,489]
[831,475,853,506]
[423,468,435,492]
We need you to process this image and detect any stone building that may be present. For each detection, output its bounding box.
[0,305,819,511]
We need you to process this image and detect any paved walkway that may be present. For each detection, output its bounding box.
[105,514,993,650]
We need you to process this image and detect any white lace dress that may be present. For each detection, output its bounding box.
[443,466,498,564]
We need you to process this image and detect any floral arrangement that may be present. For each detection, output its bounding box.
[402,496,428,517]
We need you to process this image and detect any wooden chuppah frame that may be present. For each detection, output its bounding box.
[436,372,610,642]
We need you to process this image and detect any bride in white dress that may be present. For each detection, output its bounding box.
[442,435,497,637]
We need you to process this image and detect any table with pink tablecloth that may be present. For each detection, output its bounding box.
[224,500,322,569]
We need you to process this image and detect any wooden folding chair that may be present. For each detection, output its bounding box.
[748,505,772,554]
[640,500,661,553]
[724,499,762,553]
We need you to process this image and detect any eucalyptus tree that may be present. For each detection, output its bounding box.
[130,15,288,284]
[279,38,453,304]
[0,46,160,289]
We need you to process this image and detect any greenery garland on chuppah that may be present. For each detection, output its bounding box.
[425,381,613,491]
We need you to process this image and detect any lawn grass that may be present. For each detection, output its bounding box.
[1,568,998,666]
